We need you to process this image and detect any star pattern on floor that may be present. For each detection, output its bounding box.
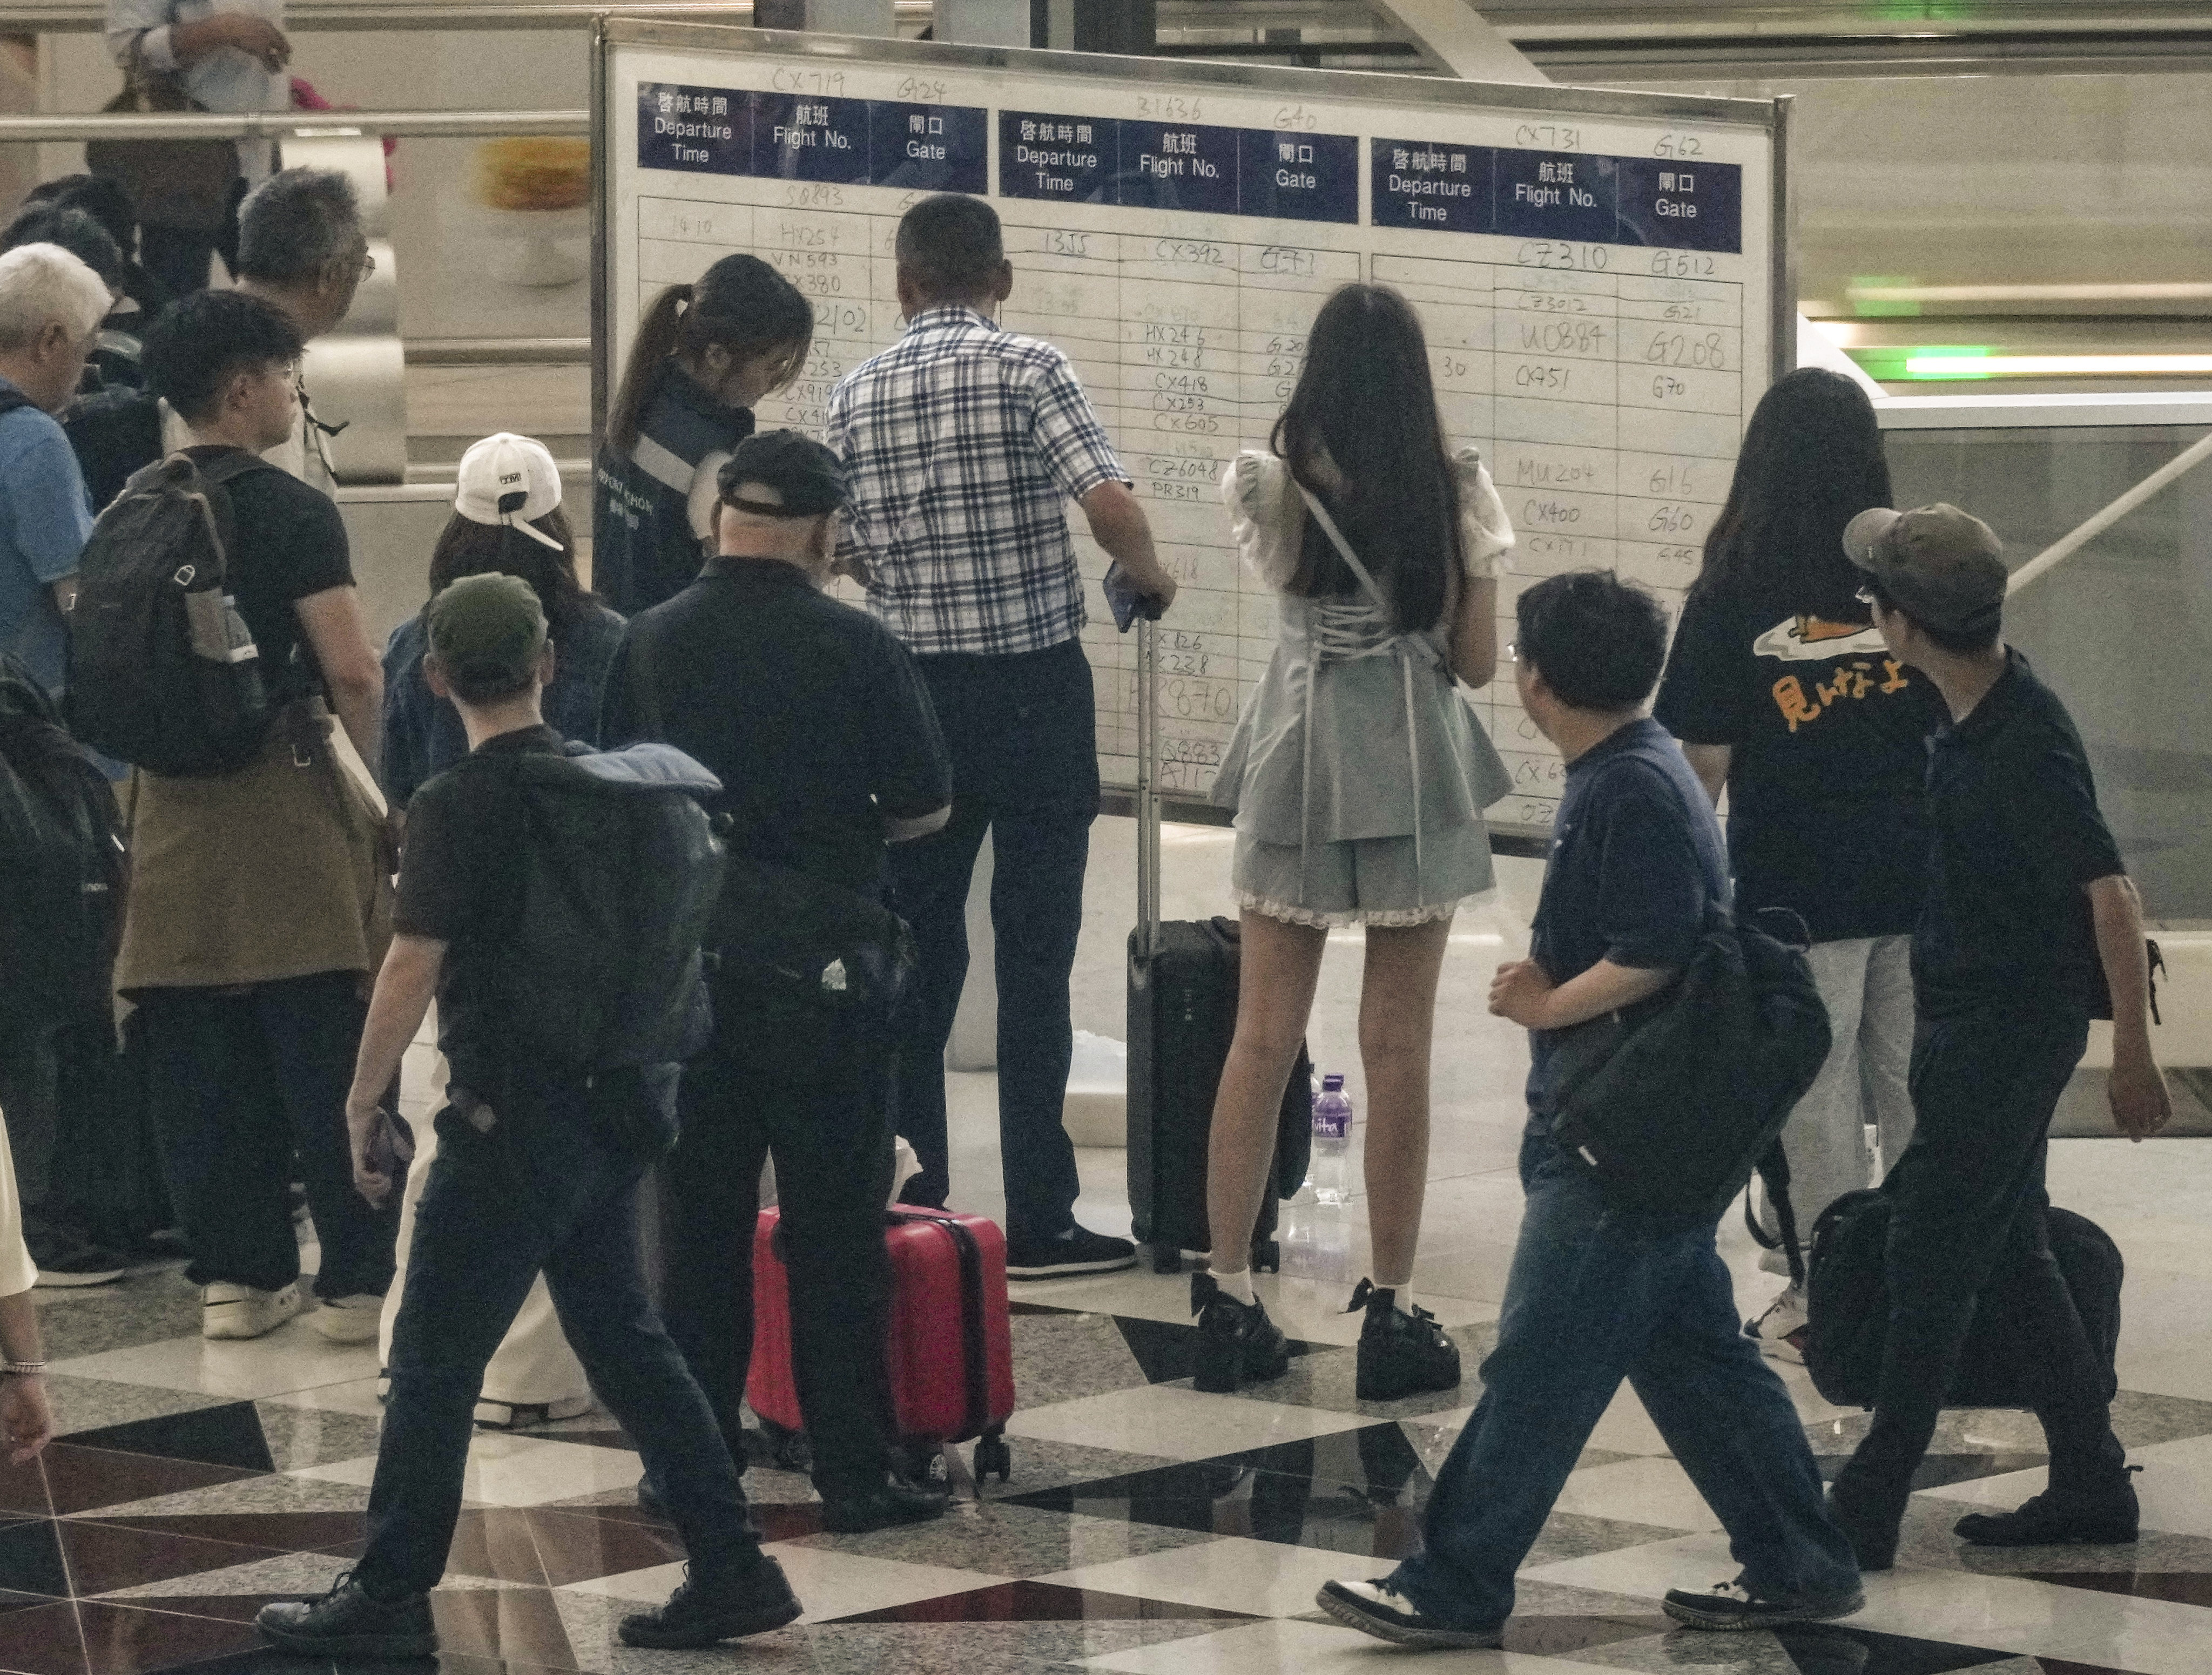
[11,1264,2212,1675]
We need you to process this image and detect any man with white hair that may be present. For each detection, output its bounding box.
[0,242,120,1292]
[0,243,106,697]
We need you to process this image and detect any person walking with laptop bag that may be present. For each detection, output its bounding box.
[1317,571,1860,1650]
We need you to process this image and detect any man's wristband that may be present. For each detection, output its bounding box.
[2,1361,48,1377]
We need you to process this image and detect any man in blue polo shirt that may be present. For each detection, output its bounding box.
[1319,571,1860,1649]
[0,242,118,1293]
[0,244,104,698]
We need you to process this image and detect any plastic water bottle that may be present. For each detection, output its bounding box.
[1311,1073,1353,1205]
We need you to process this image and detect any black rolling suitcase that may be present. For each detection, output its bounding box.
[1802,1186,2123,1410]
[1124,623,1312,1276]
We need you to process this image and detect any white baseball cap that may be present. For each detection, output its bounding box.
[454,433,565,552]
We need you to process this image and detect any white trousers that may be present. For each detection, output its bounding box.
[1756,934,1918,1276]
[375,1067,592,1410]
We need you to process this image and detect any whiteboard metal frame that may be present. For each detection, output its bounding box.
[590,18,1791,842]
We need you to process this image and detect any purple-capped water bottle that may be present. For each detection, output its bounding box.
[1312,1074,1353,1205]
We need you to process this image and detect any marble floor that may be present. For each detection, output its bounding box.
[12,829,2212,1675]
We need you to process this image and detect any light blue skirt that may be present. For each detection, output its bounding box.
[1231,821,1495,929]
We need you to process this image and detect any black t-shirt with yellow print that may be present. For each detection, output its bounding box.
[1654,583,1946,943]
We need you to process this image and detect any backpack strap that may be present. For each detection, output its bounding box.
[1752,1140,1807,1289]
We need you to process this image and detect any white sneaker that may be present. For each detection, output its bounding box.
[202,1281,305,1340]
[474,1393,596,1430]
[1745,1283,1809,1365]
[309,1294,386,1343]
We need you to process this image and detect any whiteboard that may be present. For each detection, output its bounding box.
[594,22,1787,839]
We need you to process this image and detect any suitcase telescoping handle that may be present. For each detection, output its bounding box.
[1135,617,1161,961]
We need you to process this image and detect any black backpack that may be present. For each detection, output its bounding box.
[1803,1187,2123,1410]
[65,450,274,776]
[0,656,127,1032]
[1546,904,1833,1220]
[471,741,726,1073]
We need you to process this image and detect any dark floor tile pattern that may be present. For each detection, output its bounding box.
[11,1298,2211,1675]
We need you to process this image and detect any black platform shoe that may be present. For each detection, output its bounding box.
[1192,1273,1292,1393]
[1351,1280,1461,1402]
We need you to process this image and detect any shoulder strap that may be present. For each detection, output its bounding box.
[1294,483,1390,614]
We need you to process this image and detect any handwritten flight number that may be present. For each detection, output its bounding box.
[784,183,844,210]
[1515,124,1581,151]
[1518,241,1608,272]
[1138,94,1204,121]
[771,68,846,96]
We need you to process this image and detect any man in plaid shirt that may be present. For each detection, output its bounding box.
[830,194,1177,1279]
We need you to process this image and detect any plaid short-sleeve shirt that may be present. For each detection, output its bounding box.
[827,306,1128,657]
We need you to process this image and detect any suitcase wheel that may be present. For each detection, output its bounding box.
[1151,1243,1182,1275]
[974,1429,1011,1484]
[1250,1238,1280,1274]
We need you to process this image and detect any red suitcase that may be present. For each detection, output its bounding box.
[747,1205,1017,1481]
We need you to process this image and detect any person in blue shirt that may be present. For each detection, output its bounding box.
[0,242,119,1292]
[1318,571,1860,1650]
[382,434,625,814]
[0,244,106,698]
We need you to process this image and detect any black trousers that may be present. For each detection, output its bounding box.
[662,978,899,1502]
[136,182,244,300]
[363,1073,761,1597]
[1837,1003,2125,1508]
[888,638,1097,1240]
[137,972,399,1301]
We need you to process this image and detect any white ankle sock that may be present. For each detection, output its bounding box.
[1209,1267,1255,1305]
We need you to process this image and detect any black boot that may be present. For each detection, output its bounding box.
[1954,1467,2141,1548]
[1351,1280,1460,1402]
[1192,1273,1291,1393]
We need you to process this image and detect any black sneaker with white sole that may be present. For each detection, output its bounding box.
[1004,1223,1137,1279]
[1662,1575,1865,1631]
[1316,1578,1503,1649]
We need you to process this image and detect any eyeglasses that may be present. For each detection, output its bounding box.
[347,249,376,283]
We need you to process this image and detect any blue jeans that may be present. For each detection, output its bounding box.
[888,638,1097,1240]
[1391,1127,1858,1631]
[359,1071,761,1597]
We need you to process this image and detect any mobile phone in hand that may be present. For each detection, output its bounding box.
[1104,560,1166,633]
[366,1109,416,1179]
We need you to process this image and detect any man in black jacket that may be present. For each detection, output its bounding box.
[603,430,954,1533]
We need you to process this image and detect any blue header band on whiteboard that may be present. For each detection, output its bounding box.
[1372,138,1741,253]
[633,83,1738,254]
[1000,113,1357,222]
[638,83,984,194]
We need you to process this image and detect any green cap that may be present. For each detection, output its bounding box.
[426,572,547,694]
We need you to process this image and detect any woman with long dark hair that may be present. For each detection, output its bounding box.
[593,253,813,613]
[1654,367,1937,1361]
[382,433,625,812]
[1192,284,1513,1399]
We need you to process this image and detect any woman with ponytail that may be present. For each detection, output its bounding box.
[594,253,814,613]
